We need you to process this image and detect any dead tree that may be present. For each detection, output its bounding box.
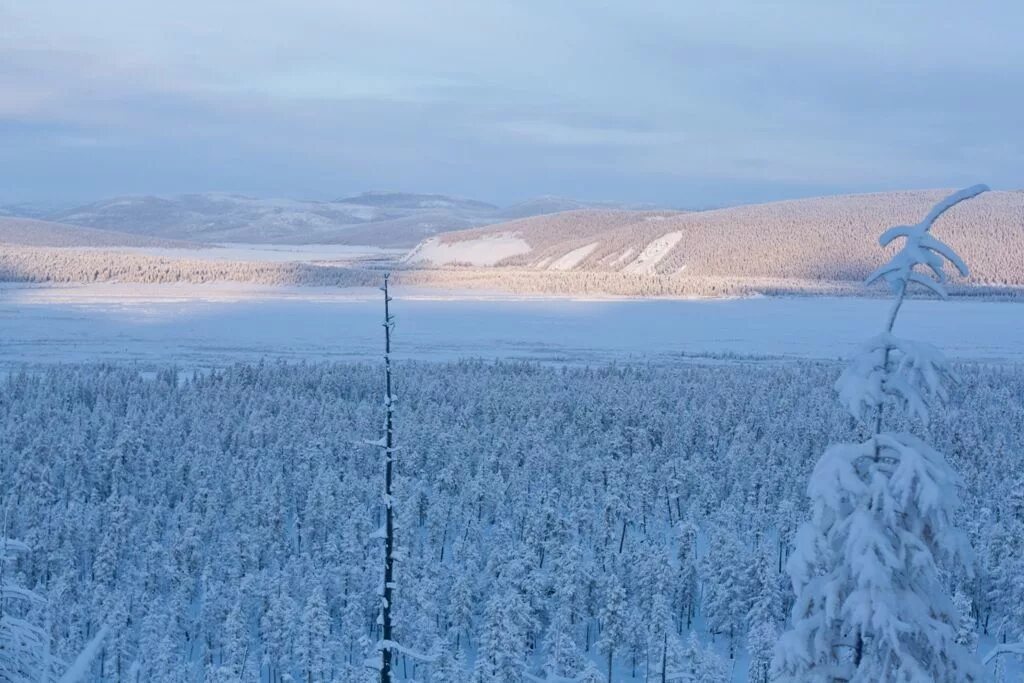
[376,273,397,683]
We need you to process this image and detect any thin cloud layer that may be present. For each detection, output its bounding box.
[2,0,1022,205]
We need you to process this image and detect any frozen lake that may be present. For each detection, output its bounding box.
[0,284,1021,368]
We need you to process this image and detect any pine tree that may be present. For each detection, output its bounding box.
[953,589,979,655]
[596,571,627,683]
[679,632,728,683]
[748,620,777,683]
[774,185,988,681]
[543,601,583,679]
[474,585,528,683]
[675,515,700,631]
[701,525,754,657]
[300,584,330,683]
[747,548,782,683]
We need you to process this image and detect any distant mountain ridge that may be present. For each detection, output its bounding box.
[336,191,498,212]
[0,202,72,219]
[36,191,642,247]
[493,195,660,220]
[0,216,201,248]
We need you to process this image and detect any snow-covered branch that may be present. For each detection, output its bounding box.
[866,185,987,298]
[983,641,1024,666]
[835,333,951,424]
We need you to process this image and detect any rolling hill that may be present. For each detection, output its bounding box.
[42,192,644,247]
[48,194,379,244]
[0,216,200,248]
[4,189,1020,298]
[405,190,1024,294]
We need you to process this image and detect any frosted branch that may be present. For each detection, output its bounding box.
[835,333,951,424]
[866,185,987,297]
[984,642,1024,665]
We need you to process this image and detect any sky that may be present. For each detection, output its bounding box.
[2,1,1023,207]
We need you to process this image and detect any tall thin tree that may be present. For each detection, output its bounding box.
[773,185,989,681]
[377,273,397,683]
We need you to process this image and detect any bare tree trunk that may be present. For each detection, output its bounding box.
[380,273,396,683]
[660,633,667,683]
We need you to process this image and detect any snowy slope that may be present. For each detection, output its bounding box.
[404,190,1024,291]
[621,231,683,274]
[404,233,531,266]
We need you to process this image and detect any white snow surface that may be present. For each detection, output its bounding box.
[57,627,109,683]
[622,231,683,274]
[0,284,1021,369]
[404,233,531,266]
[610,248,634,266]
[548,242,598,270]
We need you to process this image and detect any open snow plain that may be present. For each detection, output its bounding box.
[0,283,1021,369]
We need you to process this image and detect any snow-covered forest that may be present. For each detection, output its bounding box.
[6,0,1023,676]
[1,358,1022,681]
[3,189,1024,299]
[4,244,1024,300]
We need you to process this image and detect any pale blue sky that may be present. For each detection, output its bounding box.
[2,1,1022,206]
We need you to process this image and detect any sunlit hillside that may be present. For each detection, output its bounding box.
[407,190,1024,292]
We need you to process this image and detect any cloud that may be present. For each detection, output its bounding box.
[496,121,689,148]
[1,0,1022,204]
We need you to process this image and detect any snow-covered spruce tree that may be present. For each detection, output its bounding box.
[596,571,627,683]
[773,185,989,682]
[677,632,728,683]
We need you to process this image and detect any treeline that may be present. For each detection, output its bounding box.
[0,246,381,287]
[1,360,1021,681]
[4,245,1023,299]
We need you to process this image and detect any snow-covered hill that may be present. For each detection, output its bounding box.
[405,190,1024,291]
[48,194,381,244]
[9,189,1022,297]
[0,216,199,248]
[44,192,638,248]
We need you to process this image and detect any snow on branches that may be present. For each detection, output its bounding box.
[777,434,977,681]
[836,333,951,425]
[866,184,985,299]
[774,185,989,682]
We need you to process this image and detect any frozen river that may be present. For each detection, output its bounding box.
[0,284,1021,368]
